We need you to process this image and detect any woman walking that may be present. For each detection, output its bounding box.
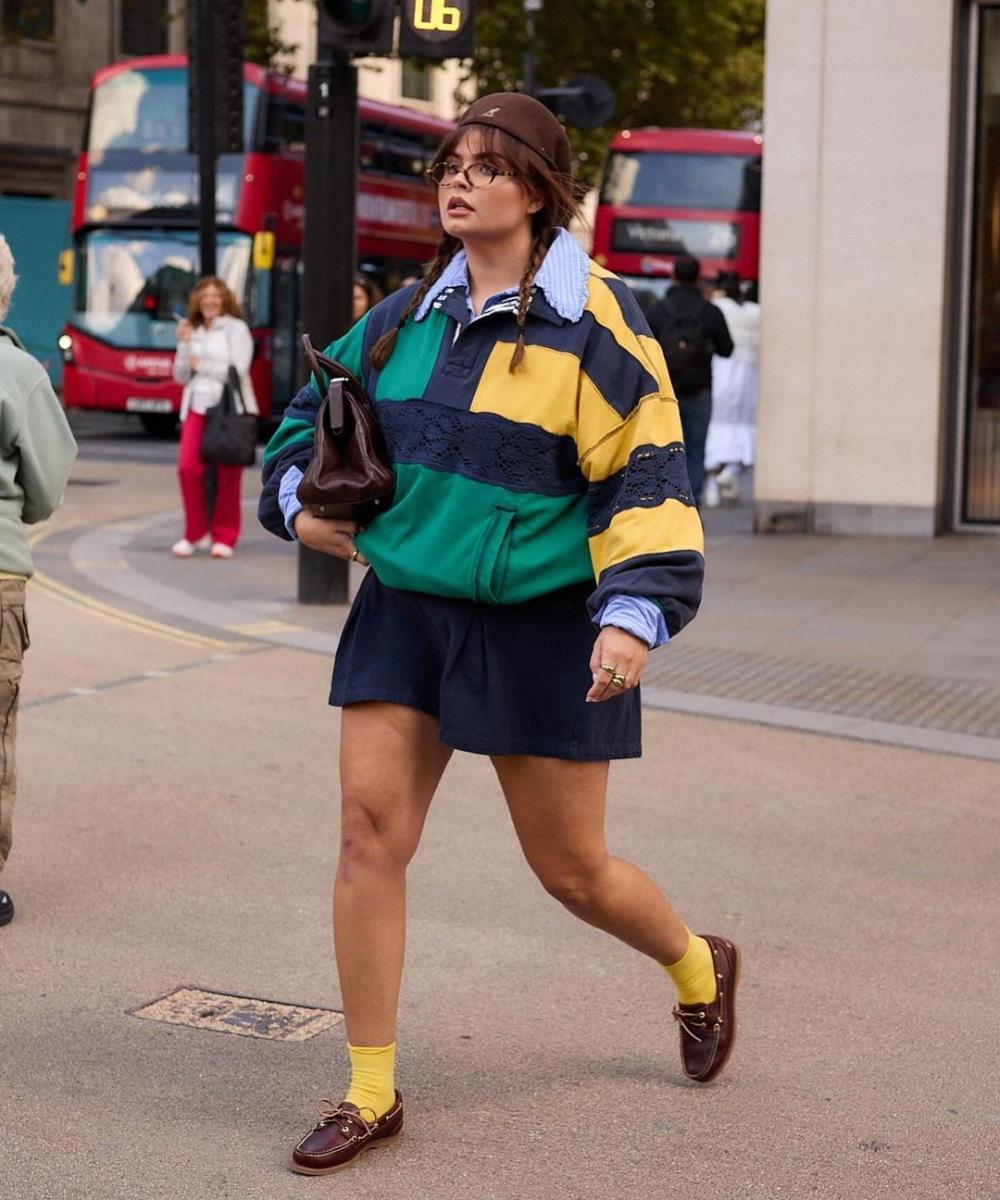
[703,274,760,507]
[259,93,741,1176]
[172,276,257,558]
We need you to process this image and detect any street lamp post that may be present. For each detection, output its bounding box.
[523,0,542,96]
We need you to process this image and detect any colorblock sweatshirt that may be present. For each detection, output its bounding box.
[259,234,704,638]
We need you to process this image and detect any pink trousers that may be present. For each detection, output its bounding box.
[177,412,243,547]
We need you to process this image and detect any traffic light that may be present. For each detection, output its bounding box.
[398,0,475,60]
[319,0,395,56]
[187,0,243,155]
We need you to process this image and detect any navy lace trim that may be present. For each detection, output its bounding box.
[587,442,692,535]
[377,400,585,496]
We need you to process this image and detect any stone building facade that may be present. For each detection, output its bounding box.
[759,0,1000,533]
[0,0,185,198]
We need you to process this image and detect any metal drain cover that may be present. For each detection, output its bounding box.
[132,987,344,1041]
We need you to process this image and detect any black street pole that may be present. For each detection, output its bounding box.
[523,0,542,96]
[298,55,359,603]
[189,0,217,276]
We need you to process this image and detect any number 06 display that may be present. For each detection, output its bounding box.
[399,0,474,58]
[411,0,460,30]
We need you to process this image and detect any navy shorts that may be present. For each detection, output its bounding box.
[330,572,642,760]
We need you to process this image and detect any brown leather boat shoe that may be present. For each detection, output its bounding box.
[672,934,741,1083]
[290,1092,403,1175]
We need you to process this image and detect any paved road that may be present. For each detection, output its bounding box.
[2,441,997,1198]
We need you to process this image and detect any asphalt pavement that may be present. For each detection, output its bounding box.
[2,434,998,1198]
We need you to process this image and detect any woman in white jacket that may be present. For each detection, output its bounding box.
[171,277,258,558]
[703,275,760,507]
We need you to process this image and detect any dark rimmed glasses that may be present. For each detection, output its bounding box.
[425,161,518,188]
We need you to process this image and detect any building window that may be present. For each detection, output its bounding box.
[401,59,431,103]
[121,0,170,57]
[2,0,55,42]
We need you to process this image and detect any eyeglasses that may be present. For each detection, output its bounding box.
[425,161,518,188]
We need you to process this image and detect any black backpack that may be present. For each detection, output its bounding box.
[652,296,711,395]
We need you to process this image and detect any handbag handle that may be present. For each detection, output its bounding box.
[225,365,247,415]
[301,334,366,400]
[302,333,371,436]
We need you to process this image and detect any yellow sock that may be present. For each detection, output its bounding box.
[662,930,717,1005]
[344,1042,396,1121]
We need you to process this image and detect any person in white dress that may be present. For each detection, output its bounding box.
[703,276,760,506]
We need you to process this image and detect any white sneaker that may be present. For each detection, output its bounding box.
[211,542,235,559]
[702,475,721,508]
[171,535,211,558]
[717,464,742,503]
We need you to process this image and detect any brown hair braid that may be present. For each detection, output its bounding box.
[370,232,462,370]
[509,227,551,372]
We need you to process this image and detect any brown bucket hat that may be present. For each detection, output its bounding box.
[457,92,573,176]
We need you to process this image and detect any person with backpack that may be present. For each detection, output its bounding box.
[647,255,734,505]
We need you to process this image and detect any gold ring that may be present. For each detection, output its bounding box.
[610,674,626,688]
[599,664,616,675]
[350,549,360,562]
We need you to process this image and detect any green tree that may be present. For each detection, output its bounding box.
[465,0,765,184]
[244,0,301,72]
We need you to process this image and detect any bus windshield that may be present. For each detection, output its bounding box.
[88,66,259,154]
[73,229,259,348]
[600,151,761,213]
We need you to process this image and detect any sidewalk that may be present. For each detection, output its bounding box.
[35,456,1000,761]
[5,453,998,1199]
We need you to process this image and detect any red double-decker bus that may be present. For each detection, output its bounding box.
[58,55,452,432]
[592,128,763,312]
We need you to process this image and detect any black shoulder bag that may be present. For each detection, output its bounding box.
[201,367,258,467]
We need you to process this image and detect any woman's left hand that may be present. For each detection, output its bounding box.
[587,626,649,703]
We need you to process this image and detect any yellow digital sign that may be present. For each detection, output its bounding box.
[399,0,474,58]
[410,0,463,31]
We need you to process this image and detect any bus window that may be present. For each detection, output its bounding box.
[418,132,439,173]
[75,229,250,346]
[385,130,429,180]
[265,99,306,154]
[600,151,761,213]
[270,255,301,408]
[88,66,259,154]
[361,122,385,173]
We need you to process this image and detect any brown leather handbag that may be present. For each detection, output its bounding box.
[295,334,395,523]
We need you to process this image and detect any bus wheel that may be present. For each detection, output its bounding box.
[139,413,179,438]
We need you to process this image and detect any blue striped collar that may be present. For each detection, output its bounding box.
[414,227,590,324]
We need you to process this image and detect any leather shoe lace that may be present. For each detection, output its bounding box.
[290,1092,403,1175]
[671,934,740,1083]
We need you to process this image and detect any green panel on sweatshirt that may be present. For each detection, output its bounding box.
[372,308,451,401]
[355,462,593,604]
[262,415,314,464]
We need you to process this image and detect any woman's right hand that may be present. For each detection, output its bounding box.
[293,511,368,564]
[176,318,192,343]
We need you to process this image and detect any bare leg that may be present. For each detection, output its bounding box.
[492,755,689,964]
[334,702,453,1046]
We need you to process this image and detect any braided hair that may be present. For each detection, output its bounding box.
[371,123,583,374]
[370,232,462,370]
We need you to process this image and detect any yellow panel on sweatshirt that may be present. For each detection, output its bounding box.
[470,342,582,438]
[579,396,686,482]
[585,273,668,379]
[589,498,704,578]
[639,332,672,386]
[576,368,641,454]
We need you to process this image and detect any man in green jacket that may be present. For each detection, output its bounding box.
[0,233,77,927]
